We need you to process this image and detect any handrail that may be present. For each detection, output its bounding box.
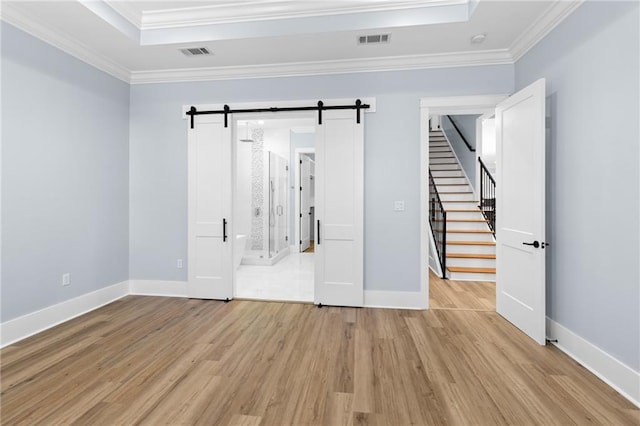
[429,169,447,279]
[478,157,496,236]
[445,115,476,152]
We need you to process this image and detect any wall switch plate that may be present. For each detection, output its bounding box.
[394,201,405,211]
[62,273,70,286]
[177,259,183,269]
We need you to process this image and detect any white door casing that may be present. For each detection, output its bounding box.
[495,78,546,344]
[188,113,233,300]
[314,109,364,307]
[300,155,312,252]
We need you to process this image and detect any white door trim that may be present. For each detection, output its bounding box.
[294,147,315,254]
[420,94,508,309]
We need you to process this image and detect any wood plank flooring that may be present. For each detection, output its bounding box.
[429,269,496,311]
[1,296,638,425]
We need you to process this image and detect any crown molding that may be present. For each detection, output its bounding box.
[139,0,467,30]
[130,49,513,84]
[509,0,585,62]
[1,0,585,86]
[0,2,130,82]
[103,0,141,29]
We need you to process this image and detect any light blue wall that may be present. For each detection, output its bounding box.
[1,23,130,322]
[441,114,479,188]
[288,132,315,242]
[129,65,514,291]
[516,1,640,370]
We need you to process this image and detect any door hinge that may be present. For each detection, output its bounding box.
[285,165,289,171]
[300,186,302,191]
[300,160,302,164]
[300,213,302,218]
[285,236,288,242]
[299,240,302,245]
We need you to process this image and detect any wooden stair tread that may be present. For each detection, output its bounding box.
[442,200,480,203]
[438,191,472,194]
[446,253,496,259]
[446,208,481,212]
[447,266,496,274]
[447,241,495,246]
[448,229,494,234]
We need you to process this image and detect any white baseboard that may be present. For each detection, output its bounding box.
[546,318,640,408]
[129,280,188,298]
[364,289,428,310]
[0,281,129,348]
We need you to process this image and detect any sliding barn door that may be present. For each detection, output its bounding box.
[187,114,233,300]
[314,110,364,307]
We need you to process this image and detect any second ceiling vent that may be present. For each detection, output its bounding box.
[180,47,212,57]
[358,34,390,45]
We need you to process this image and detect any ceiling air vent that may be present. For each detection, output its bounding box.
[180,47,212,57]
[358,34,390,45]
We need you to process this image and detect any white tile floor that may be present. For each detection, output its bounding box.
[235,252,314,302]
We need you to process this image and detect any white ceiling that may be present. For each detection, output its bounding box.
[0,0,584,83]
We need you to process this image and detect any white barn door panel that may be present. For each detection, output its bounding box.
[496,78,546,344]
[188,114,233,300]
[315,110,364,307]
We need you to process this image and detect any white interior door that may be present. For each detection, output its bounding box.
[495,78,546,344]
[300,155,312,252]
[188,114,233,300]
[315,110,364,307]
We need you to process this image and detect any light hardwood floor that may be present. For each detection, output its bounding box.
[1,297,638,425]
[429,270,496,311]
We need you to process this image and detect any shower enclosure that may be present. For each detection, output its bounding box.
[242,148,289,266]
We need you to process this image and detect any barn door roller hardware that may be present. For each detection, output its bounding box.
[186,99,369,129]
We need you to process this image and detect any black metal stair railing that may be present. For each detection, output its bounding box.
[478,157,496,235]
[429,169,447,279]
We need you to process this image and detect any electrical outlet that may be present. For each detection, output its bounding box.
[177,259,183,269]
[62,273,70,286]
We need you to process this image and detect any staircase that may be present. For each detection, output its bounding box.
[430,130,496,281]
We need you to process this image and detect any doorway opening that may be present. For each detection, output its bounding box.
[233,115,316,302]
[421,96,506,312]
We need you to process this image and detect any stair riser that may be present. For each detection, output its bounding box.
[433,221,487,231]
[445,221,490,231]
[447,233,495,242]
[432,170,465,178]
[444,211,484,220]
[435,184,470,192]
[446,257,496,268]
[439,193,476,202]
[446,244,495,255]
[442,201,478,210]
[448,272,496,282]
[434,177,468,184]
[430,166,459,172]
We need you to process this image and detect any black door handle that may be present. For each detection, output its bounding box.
[223,218,227,242]
[523,240,539,248]
[317,220,320,245]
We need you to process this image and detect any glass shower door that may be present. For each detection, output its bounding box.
[268,152,288,258]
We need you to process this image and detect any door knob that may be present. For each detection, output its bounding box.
[523,240,539,248]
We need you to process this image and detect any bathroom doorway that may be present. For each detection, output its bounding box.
[233,116,315,302]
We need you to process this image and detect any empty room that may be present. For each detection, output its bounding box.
[1,1,639,424]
